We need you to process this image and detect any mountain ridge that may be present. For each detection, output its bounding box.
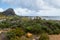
[0,8,16,16]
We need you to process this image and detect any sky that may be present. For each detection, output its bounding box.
[0,0,60,16]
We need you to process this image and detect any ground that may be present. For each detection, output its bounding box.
[0,29,60,40]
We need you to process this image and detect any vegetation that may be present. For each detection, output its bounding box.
[0,16,60,34]
[6,28,25,40]
[39,33,49,40]
[0,15,60,40]
[0,8,60,40]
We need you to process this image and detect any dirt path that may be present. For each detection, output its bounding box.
[0,29,60,40]
[0,34,60,40]
[0,28,10,40]
[0,33,7,40]
[49,35,60,40]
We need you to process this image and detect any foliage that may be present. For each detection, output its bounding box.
[0,16,60,34]
[6,28,25,40]
[39,33,49,40]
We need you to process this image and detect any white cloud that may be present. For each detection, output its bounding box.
[1,0,60,16]
[14,8,37,16]
[2,0,60,10]
[0,8,59,16]
[37,9,60,16]
[44,0,60,8]
[0,8,4,12]
[1,0,54,10]
[14,8,60,16]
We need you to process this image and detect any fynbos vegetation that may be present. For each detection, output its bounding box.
[0,8,60,40]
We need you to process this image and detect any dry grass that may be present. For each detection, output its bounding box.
[49,34,60,40]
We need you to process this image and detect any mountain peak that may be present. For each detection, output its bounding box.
[3,8,16,16]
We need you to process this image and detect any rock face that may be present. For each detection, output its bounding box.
[3,8,16,16]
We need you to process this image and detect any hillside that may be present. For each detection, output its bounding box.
[0,8,60,40]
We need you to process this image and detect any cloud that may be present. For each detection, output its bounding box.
[1,0,60,16]
[0,8,59,16]
[1,0,54,10]
[38,9,60,16]
[14,8,37,16]
[14,8,60,16]
[0,8,4,12]
[44,0,60,8]
[1,0,60,10]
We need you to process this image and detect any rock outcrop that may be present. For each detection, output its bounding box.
[3,8,16,16]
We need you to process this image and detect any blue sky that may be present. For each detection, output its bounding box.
[0,0,60,16]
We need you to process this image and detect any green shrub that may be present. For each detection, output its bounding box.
[25,24,43,34]
[6,28,25,40]
[39,33,49,40]
[10,37,20,40]
[6,31,16,40]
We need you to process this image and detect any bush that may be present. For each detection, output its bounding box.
[6,31,16,40]
[10,37,20,40]
[6,28,25,40]
[15,28,25,37]
[25,24,43,34]
[39,33,49,40]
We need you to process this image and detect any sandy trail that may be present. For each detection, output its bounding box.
[49,35,60,40]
